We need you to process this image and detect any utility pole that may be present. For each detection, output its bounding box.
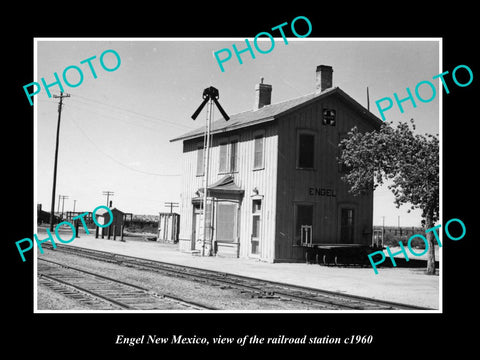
[382,216,385,241]
[164,202,179,214]
[366,86,370,111]
[102,191,114,207]
[49,92,70,231]
[60,195,69,219]
[73,200,77,212]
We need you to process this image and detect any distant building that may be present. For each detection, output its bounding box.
[170,65,383,262]
[37,203,59,225]
[158,212,180,243]
[95,207,126,237]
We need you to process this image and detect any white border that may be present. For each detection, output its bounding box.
[33,37,442,314]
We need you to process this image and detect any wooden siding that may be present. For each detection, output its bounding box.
[275,93,377,261]
[178,92,379,262]
[179,123,278,262]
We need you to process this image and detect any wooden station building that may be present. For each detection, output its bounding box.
[170,65,383,262]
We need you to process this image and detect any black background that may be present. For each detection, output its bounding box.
[6,4,476,356]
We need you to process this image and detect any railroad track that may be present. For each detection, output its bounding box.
[38,258,215,310]
[38,244,430,310]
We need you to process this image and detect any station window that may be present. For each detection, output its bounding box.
[230,140,238,172]
[251,199,262,255]
[340,208,355,243]
[219,139,239,174]
[196,146,204,176]
[219,142,228,173]
[253,134,264,170]
[297,132,315,169]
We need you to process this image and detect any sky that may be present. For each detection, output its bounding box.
[35,38,440,226]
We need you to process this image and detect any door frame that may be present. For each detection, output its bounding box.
[191,203,203,251]
[337,202,357,244]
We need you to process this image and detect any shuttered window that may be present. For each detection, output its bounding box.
[219,142,228,173]
[196,146,204,176]
[216,202,237,242]
[230,140,238,172]
[253,135,264,169]
[218,140,238,174]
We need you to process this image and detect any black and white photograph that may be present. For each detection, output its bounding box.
[33,38,441,313]
[7,7,476,356]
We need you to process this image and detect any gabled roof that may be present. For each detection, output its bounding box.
[198,175,244,195]
[95,207,124,216]
[170,87,383,142]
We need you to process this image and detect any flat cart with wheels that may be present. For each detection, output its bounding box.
[303,244,380,266]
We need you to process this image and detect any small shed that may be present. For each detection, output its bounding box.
[96,207,125,237]
[158,212,180,243]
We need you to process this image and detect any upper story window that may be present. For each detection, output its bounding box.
[253,134,264,170]
[219,142,228,173]
[297,130,315,169]
[196,146,204,176]
[230,140,238,172]
[218,139,239,174]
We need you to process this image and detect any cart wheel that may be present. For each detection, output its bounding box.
[323,254,328,265]
[315,253,319,265]
[334,255,340,266]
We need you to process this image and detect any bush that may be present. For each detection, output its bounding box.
[383,232,426,249]
[125,220,157,234]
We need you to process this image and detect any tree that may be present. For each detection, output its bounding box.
[338,119,439,275]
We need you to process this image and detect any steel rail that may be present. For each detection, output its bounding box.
[39,244,431,310]
[38,257,216,310]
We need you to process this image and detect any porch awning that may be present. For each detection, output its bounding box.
[197,175,244,195]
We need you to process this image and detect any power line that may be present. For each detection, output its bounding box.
[65,101,167,133]
[70,94,196,130]
[69,115,181,177]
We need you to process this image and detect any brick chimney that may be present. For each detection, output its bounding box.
[316,65,333,92]
[254,77,272,110]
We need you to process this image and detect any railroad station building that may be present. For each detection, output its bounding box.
[170,65,383,262]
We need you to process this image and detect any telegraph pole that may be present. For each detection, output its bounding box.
[164,202,179,214]
[60,195,69,219]
[366,86,370,111]
[49,92,70,231]
[102,191,114,207]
